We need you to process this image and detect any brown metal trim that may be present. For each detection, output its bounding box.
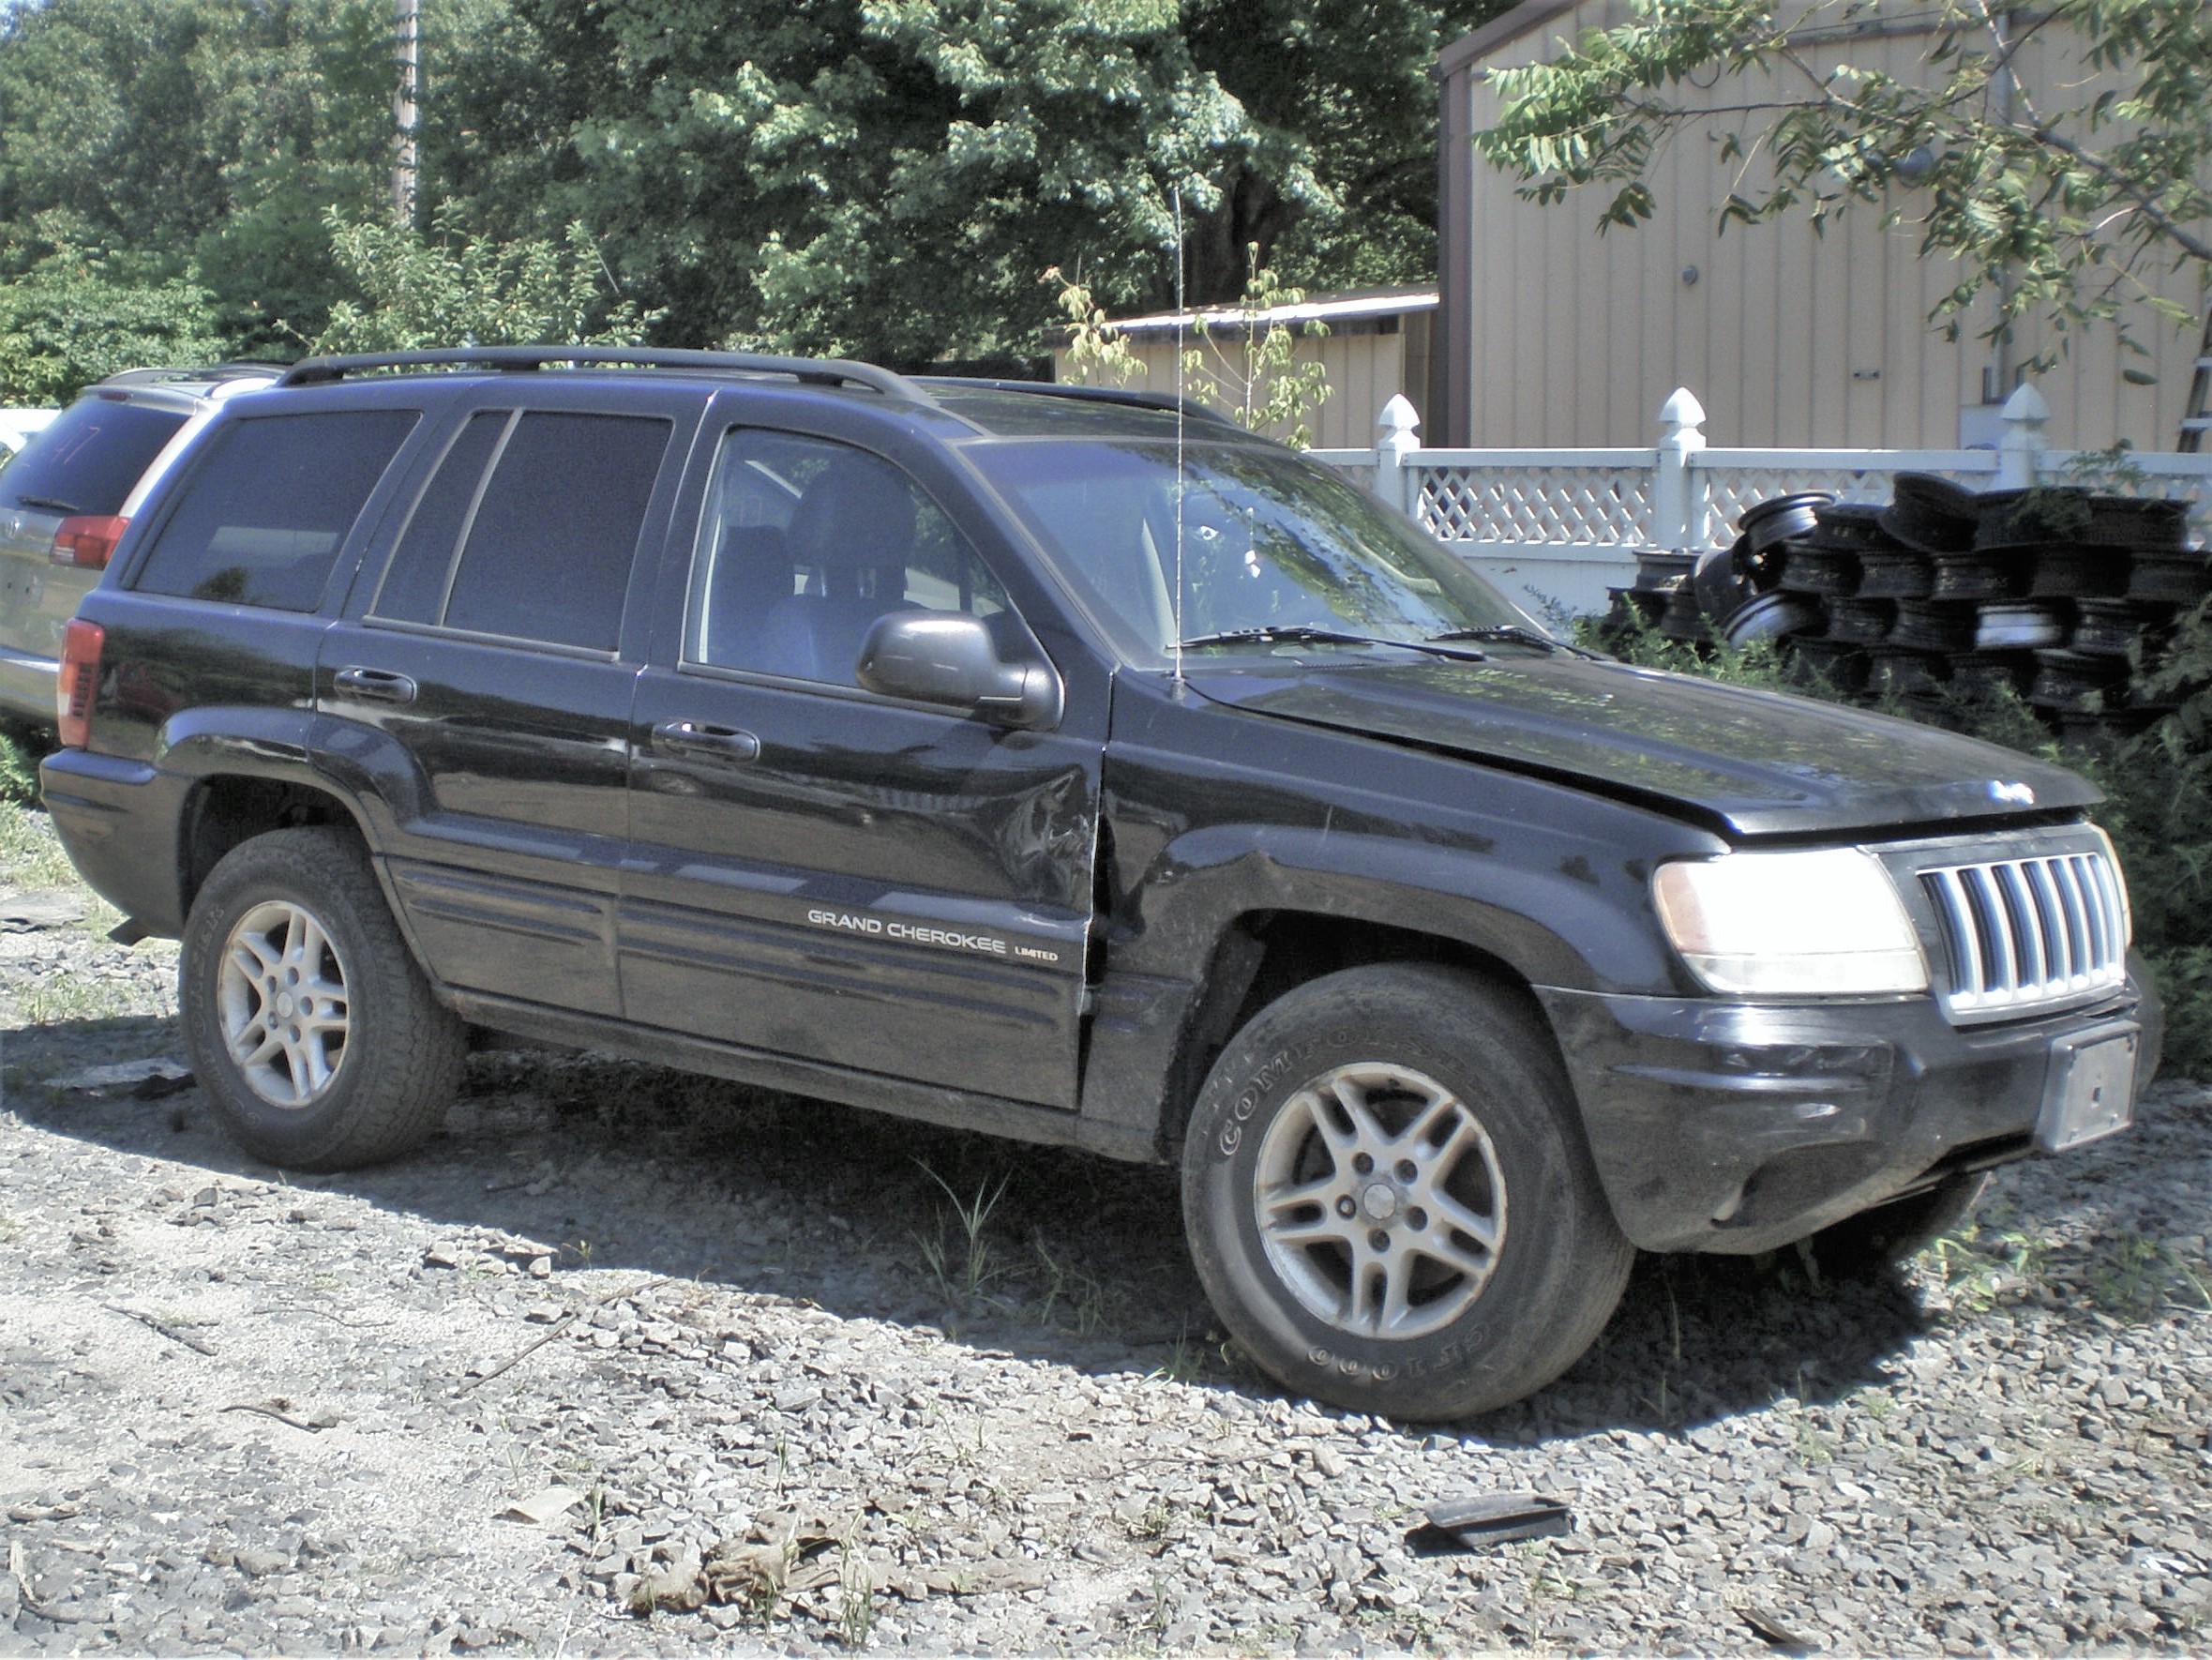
[1435,0,1578,81]
[1434,61,1476,446]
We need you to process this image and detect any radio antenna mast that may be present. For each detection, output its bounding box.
[1171,187,1187,690]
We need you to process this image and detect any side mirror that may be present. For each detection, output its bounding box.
[854,610,1063,731]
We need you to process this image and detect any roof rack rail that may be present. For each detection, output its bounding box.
[99,362,286,389]
[275,345,930,401]
[918,377,1240,427]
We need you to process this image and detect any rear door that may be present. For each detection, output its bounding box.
[318,385,697,1018]
[621,413,1102,1109]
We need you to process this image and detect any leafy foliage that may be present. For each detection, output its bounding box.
[1046,267,1148,387]
[310,205,654,354]
[1476,0,2212,359]
[1048,251,1333,445]
[1590,603,2212,1078]
[445,0,1512,362]
[0,242,226,401]
[1181,248,1332,446]
[0,0,1512,378]
[0,0,402,350]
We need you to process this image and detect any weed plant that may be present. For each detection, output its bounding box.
[1586,596,2212,1077]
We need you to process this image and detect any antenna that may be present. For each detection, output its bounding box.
[1172,187,1187,689]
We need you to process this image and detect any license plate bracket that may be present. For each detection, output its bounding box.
[2035,1023,2138,1154]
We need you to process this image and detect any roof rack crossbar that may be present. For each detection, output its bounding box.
[276,346,930,401]
[916,377,1240,428]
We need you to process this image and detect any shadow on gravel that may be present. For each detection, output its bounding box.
[4,1014,1965,1439]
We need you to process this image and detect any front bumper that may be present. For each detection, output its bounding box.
[1538,971,2157,1255]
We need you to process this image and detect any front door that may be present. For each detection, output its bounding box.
[621,426,1097,1109]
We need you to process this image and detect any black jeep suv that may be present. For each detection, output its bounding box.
[42,347,2157,1419]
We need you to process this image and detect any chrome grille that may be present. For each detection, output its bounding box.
[1921,851,2128,1021]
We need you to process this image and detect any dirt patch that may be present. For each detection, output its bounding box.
[3,804,2209,1654]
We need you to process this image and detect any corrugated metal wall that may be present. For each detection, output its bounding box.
[1452,2,2207,450]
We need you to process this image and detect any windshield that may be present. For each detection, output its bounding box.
[967,439,1542,665]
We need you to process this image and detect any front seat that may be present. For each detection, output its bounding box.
[748,453,918,685]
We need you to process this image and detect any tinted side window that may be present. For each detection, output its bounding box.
[372,412,508,625]
[133,410,419,611]
[442,413,670,650]
[0,398,187,515]
[688,429,1007,687]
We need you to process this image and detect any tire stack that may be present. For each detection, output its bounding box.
[1601,474,2212,740]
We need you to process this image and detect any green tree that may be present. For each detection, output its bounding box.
[1474,0,2212,358]
[452,0,1512,363]
[309,204,653,353]
[1181,248,1332,447]
[0,0,398,346]
[0,240,225,400]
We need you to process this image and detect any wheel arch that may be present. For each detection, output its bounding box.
[1154,908,1566,1156]
[178,773,374,928]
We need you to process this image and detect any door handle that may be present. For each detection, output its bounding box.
[653,719,760,763]
[333,665,417,704]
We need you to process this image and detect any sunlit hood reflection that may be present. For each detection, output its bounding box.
[1179,654,2099,838]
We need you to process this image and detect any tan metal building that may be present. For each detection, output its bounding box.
[1049,286,1437,451]
[1434,0,2209,451]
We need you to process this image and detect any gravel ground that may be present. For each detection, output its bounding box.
[2,806,2209,1656]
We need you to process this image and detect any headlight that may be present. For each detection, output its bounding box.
[1652,848,1929,996]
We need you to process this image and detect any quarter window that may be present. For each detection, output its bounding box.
[688,430,1007,687]
[372,412,507,626]
[133,410,418,611]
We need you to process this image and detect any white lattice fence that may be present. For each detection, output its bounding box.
[1315,386,2212,616]
[1693,456,1998,549]
[1417,462,1651,546]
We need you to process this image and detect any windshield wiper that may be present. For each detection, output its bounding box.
[1427,625,1605,660]
[1175,626,1486,662]
[10,494,81,515]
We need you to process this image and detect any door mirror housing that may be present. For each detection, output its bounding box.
[854,610,1063,731]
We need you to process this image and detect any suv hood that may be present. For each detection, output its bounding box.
[1181,654,2099,838]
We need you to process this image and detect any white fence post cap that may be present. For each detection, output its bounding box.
[2000,382,2051,425]
[1377,393,1420,439]
[1658,387,1707,434]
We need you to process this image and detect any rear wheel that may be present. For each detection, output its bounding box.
[180,826,464,1170]
[1181,964,1633,1421]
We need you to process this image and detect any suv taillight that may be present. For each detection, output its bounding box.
[50,514,129,569]
[57,619,104,748]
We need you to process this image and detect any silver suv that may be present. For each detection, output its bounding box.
[0,365,278,729]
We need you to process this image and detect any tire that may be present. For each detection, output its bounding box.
[1181,963,1634,1421]
[179,825,465,1170]
[1802,1171,1990,1281]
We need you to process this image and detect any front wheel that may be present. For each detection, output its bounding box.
[180,826,465,1170]
[1181,964,1633,1421]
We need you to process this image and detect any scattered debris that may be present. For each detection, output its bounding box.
[1742,1605,1819,1653]
[53,1058,192,1098]
[457,1275,662,1396]
[502,1486,584,1526]
[103,1303,215,1356]
[0,892,86,932]
[220,1400,339,1432]
[1405,1491,1572,1553]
